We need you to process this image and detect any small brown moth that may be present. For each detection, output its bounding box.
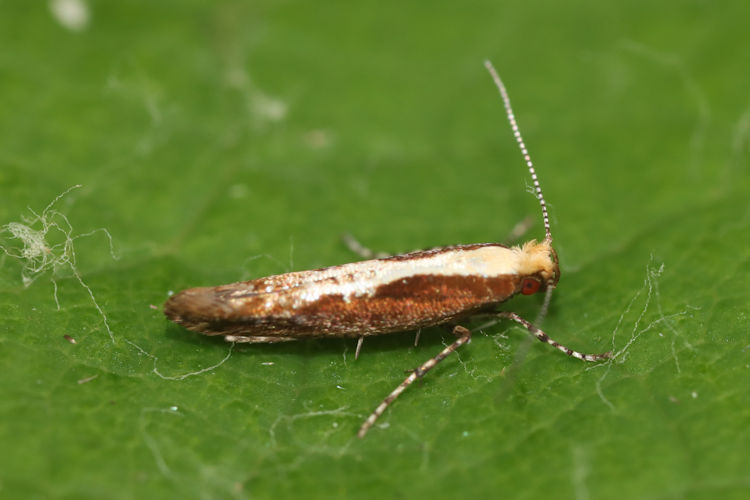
[164,61,611,438]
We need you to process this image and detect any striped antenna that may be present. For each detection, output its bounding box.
[484,60,552,242]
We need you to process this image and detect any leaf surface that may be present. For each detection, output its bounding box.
[1,1,749,498]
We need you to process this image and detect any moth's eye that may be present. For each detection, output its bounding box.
[521,277,542,295]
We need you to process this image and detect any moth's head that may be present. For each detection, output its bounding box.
[514,239,560,295]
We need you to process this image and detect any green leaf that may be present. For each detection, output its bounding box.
[2,1,749,498]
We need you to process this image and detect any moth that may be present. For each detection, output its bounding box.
[164,61,611,438]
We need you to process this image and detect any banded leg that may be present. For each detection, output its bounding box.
[496,311,611,361]
[342,234,391,259]
[355,336,365,360]
[504,215,535,244]
[224,335,297,343]
[358,325,471,438]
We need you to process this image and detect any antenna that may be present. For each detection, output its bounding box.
[484,60,552,242]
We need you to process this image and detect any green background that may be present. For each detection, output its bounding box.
[2,1,749,498]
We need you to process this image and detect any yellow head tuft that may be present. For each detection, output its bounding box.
[512,239,559,287]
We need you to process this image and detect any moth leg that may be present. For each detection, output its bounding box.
[355,336,364,360]
[358,325,471,438]
[342,234,391,259]
[223,335,297,343]
[413,328,421,347]
[496,311,611,361]
[504,215,535,244]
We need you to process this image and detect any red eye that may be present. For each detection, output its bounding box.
[521,278,541,295]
